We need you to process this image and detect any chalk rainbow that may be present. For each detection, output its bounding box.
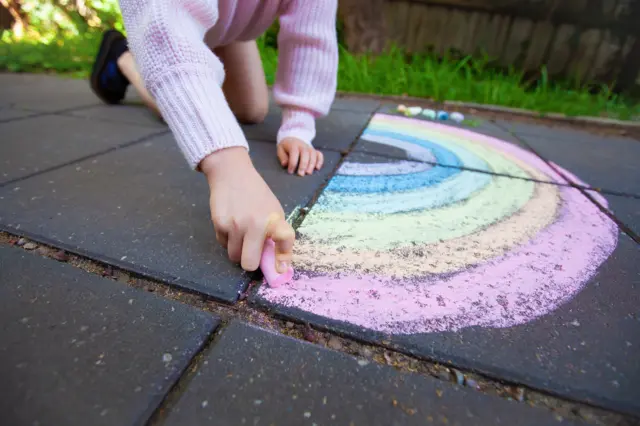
[260,113,618,334]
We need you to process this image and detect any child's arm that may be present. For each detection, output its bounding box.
[119,0,294,273]
[119,0,247,167]
[274,0,339,159]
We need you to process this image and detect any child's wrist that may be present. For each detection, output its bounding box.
[200,147,252,179]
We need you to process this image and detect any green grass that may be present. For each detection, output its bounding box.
[2,32,638,121]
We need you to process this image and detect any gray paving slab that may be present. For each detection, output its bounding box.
[241,102,372,152]
[590,191,640,237]
[65,103,167,129]
[495,120,640,196]
[0,113,166,185]
[0,134,340,302]
[163,321,572,426]
[0,73,100,112]
[0,245,218,426]
[251,150,639,415]
[352,110,567,183]
[493,119,631,142]
[0,106,41,122]
[332,95,381,113]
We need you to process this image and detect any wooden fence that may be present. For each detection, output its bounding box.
[338,0,640,91]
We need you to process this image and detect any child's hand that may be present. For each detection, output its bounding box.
[201,147,295,273]
[277,137,325,176]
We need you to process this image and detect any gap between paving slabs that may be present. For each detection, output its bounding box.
[0,244,220,426]
[0,232,634,426]
[155,320,580,426]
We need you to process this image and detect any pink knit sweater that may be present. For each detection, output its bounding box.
[119,0,339,168]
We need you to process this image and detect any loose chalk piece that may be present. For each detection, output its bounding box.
[450,112,465,123]
[407,106,422,116]
[422,109,436,120]
[397,104,407,112]
[260,238,294,288]
[437,110,449,121]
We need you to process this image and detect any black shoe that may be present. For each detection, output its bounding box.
[90,29,130,104]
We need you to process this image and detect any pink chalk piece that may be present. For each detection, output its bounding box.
[260,239,294,288]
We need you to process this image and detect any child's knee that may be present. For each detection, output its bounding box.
[235,101,268,124]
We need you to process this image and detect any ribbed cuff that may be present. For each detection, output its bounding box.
[148,66,249,169]
[277,108,316,146]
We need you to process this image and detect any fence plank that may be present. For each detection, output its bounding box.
[500,17,534,67]
[546,24,577,75]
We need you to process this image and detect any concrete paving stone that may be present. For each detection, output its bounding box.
[65,103,168,129]
[241,101,372,151]
[0,106,41,122]
[0,114,165,185]
[589,191,640,237]
[493,119,634,142]
[163,321,573,426]
[0,134,340,302]
[352,110,567,183]
[0,73,100,112]
[0,245,218,426]
[251,150,639,415]
[510,130,640,197]
[494,119,640,195]
[332,95,381,113]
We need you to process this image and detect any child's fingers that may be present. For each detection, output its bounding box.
[266,217,295,273]
[306,150,317,175]
[316,151,324,170]
[277,144,288,168]
[240,223,265,272]
[227,230,244,264]
[215,230,228,248]
[287,146,300,174]
[298,149,310,176]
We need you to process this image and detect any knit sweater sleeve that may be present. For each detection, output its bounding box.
[273,0,339,146]
[119,0,248,169]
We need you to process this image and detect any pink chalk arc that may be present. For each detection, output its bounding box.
[259,114,618,335]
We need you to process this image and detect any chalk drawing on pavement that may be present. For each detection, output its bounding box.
[259,113,618,334]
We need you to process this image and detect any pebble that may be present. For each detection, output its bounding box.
[35,247,49,256]
[23,242,37,250]
[436,370,450,382]
[437,111,449,121]
[464,378,480,390]
[285,321,294,329]
[513,387,525,402]
[326,336,343,351]
[303,326,318,343]
[103,265,114,277]
[17,238,27,247]
[359,347,373,358]
[407,106,422,116]
[162,353,173,363]
[450,112,465,123]
[52,250,69,262]
[422,109,436,119]
[450,369,465,385]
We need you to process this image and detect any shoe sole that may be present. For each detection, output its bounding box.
[90,30,126,105]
